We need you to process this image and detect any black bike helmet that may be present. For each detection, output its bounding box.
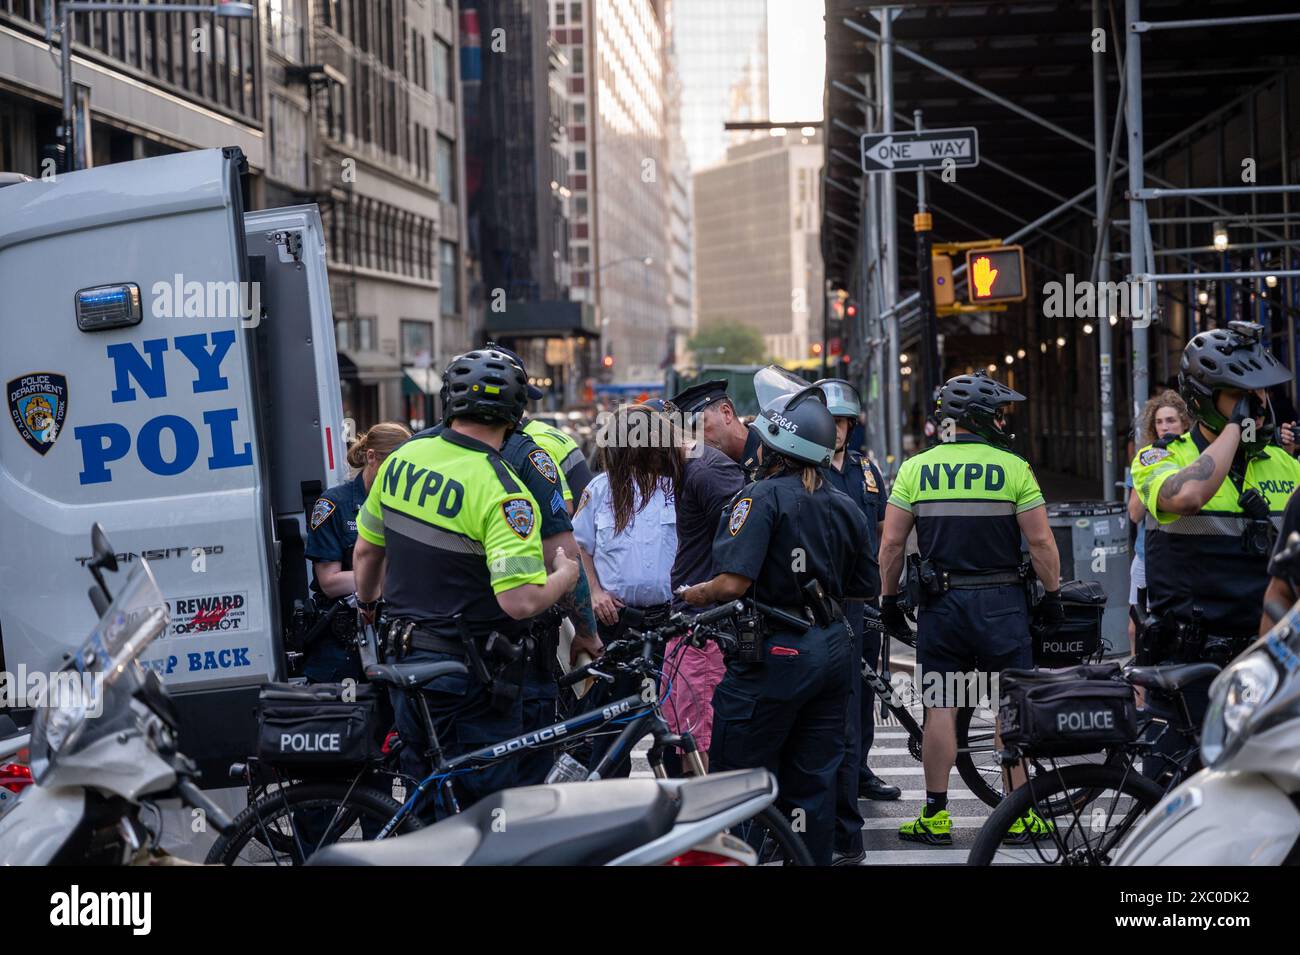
[751,385,836,467]
[441,348,529,426]
[1179,321,1289,455]
[936,370,1024,448]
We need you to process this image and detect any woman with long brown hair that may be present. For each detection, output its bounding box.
[1125,391,1188,659]
[573,404,720,770]
[303,421,411,682]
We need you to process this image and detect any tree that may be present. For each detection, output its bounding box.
[687,321,767,366]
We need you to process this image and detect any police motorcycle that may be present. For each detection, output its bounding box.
[0,525,233,864]
[1113,531,1300,865]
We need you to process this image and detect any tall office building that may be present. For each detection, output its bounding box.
[693,130,823,363]
[461,0,596,408]
[671,0,769,173]
[554,0,672,385]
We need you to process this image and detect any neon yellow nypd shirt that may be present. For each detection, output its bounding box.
[357,429,547,635]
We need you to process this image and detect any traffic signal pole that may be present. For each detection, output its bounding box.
[913,110,939,408]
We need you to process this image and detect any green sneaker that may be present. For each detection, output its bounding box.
[1003,810,1055,845]
[898,808,953,846]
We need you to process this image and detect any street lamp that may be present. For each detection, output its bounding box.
[1212,221,1229,251]
[52,2,256,173]
[595,254,654,273]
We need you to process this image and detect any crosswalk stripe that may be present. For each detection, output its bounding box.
[856,849,1039,865]
[894,789,983,801]
[859,817,987,830]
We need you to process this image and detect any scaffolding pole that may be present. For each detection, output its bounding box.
[1126,0,1149,443]
[1093,0,1117,500]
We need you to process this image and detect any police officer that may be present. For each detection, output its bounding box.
[670,379,764,478]
[353,349,580,811]
[683,386,879,865]
[815,379,898,865]
[1131,321,1300,773]
[409,347,601,787]
[878,371,1062,846]
[488,342,596,505]
[302,422,411,683]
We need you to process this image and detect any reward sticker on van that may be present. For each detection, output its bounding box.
[7,372,68,455]
[166,591,248,636]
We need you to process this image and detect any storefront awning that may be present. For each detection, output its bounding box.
[403,367,441,395]
[337,349,402,382]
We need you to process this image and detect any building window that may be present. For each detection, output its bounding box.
[573,103,585,124]
[401,320,434,365]
[432,39,452,99]
[436,136,455,198]
[574,149,586,172]
[440,242,458,316]
[571,46,583,74]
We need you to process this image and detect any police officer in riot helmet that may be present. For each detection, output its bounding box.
[353,348,580,811]
[682,386,879,865]
[1131,321,1300,778]
[302,422,410,683]
[813,378,898,865]
[879,370,1062,846]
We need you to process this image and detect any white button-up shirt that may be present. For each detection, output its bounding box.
[572,472,677,607]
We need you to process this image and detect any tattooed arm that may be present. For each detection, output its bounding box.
[1155,425,1241,516]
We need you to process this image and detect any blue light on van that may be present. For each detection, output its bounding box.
[75,283,142,332]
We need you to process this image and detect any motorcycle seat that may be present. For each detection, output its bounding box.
[307,777,681,866]
[1125,662,1221,693]
[0,715,18,738]
[364,661,469,688]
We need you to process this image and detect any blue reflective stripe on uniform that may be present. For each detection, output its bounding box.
[912,500,1016,517]
[382,504,485,554]
[357,504,384,537]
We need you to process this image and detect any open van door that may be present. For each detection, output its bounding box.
[0,148,345,777]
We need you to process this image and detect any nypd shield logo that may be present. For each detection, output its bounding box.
[729,497,753,536]
[528,449,559,484]
[7,372,68,456]
[1138,447,1170,467]
[861,459,879,493]
[309,497,336,531]
[502,498,536,539]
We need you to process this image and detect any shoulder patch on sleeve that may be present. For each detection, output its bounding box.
[309,497,336,531]
[502,498,536,539]
[528,448,560,484]
[1138,447,1171,467]
[575,486,591,515]
[728,497,753,536]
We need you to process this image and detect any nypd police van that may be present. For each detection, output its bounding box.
[0,148,349,778]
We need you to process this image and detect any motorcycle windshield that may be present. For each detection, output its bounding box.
[77,560,169,681]
[753,365,813,412]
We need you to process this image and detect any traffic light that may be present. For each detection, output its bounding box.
[965,246,1026,304]
[931,254,954,307]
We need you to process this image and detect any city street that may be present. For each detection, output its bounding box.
[0,0,1296,911]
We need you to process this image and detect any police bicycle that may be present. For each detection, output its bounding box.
[860,606,1009,808]
[965,658,1215,866]
[206,601,814,865]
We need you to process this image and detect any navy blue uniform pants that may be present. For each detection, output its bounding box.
[389,650,523,819]
[516,662,559,787]
[710,621,853,866]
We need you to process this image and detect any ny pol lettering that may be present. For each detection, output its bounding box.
[75,333,251,484]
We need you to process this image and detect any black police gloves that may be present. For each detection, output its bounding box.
[1229,393,1261,428]
[1034,589,1065,636]
[880,594,911,638]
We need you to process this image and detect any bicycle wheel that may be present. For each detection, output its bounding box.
[731,805,816,866]
[206,780,423,866]
[967,762,1164,866]
[954,705,1003,807]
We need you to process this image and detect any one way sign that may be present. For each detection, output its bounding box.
[859,128,980,173]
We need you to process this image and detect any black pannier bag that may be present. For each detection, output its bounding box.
[1034,579,1106,666]
[255,682,384,766]
[998,662,1137,757]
